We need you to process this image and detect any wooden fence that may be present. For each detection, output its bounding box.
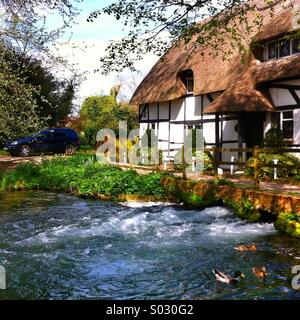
[201,146,300,189]
[116,145,300,190]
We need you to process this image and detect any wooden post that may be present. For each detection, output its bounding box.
[253,145,260,189]
[182,145,187,180]
[212,146,218,178]
[237,113,243,171]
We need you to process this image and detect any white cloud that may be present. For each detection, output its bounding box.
[52,39,159,108]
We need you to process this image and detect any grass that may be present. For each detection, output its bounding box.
[0,149,8,157]
[0,155,167,200]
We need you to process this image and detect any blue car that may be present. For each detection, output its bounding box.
[4,128,80,157]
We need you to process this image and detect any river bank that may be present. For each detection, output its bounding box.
[0,155,299,238]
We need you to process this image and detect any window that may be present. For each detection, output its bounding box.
[53,132,66,138]
[268,41,277,59]
[264,36,300,61]
[140,104,148,119]
[279,39,290,57]
[292,38,300,54]
[281,110,294,140]
[180,70,194,94]
[186,72,194,93]
[34,131,50,139]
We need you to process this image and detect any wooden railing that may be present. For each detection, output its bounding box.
[202,146,300,189]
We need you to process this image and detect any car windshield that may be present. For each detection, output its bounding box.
[33,131,49,138]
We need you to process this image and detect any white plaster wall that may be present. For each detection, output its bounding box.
[170,123,184,144]
[203,95,215,120]
[294,109,300,145]
[203,122,215,144]
[185,96,202,121]
[139,123,148,140]
[269,88,296,106]
[194,96,202,117]
[222,119,238,141]
[158,122,169,142]
[149,103,158,120]
[171,99,184,121]
[159,101,169,120]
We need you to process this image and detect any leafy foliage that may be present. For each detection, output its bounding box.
[0,1,81,144]
[87,0,277,74]
[11,54,77,126]
[0,44,45,145]
[225,198,261,222]
[274,212,300,238]
[263,128,286,149]
[79,93,138,145]
[0,155,167,198]
[0,0,80,58]
[246,152,300,178]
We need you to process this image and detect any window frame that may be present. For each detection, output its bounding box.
[180,70,194,94]
[264,36,300,61]
[185,73,194,94]
[280,110,294,141]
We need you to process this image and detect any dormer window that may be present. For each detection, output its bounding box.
[180,70,194,94]
[263,36,300,61]
[292,38,300,54]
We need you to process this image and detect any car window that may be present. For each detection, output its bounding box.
[53,132,66,138]
[34,131,50,138]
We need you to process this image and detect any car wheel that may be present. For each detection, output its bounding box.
[65,144,76,156]
[19,145,31,157]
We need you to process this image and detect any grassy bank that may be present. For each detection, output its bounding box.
[1,155,300,238]
[0,149,8,157]
[0,155,167,200]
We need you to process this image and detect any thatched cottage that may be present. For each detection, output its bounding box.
[131,0,300,161]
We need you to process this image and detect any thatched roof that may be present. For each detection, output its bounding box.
[131,0,300,111]
[254,4,298,42]
[205,53,300,113]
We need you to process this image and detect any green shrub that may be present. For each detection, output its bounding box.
[274,212,300,238]
[161,175,178,196]
[263,128,286,149]
[246,153,300,178]
[225,198,261,222]
[173,150,213,172]
[0,155,167,198]
[178,190,218,208]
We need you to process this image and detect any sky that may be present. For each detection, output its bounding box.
[48,0,159,106]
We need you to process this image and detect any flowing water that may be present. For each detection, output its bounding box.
[0,191,299,300]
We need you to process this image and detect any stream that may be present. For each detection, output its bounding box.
[0,191,299,300]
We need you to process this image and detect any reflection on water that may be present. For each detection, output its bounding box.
[0,191,299,300]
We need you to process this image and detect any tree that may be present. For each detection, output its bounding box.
[10,54,77,126]
[0,1,80,61]
[0,44,45,145]
[88,0,283,74]
[79,91,138,145]
[0,0,81,141]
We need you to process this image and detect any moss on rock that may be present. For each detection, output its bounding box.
[274,212,300,238]
[161,175,178,196]
[178,191,218,209]
[224,198,262,222]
